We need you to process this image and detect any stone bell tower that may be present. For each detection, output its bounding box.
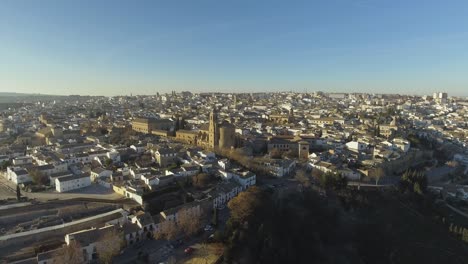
[209,109,219,148]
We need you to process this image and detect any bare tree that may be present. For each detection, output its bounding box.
[311,168,324,179]
[155,220,178,240]
[192,173,212,189]
[53,241,84,264]
[373,167,385,185]
[228,186,263,224]
[29,169,48,186]
[95,228,124,264]
[446,160,459,168]
[295,169,311,188]
[178,207,203,237]
[270,148,282,159]
[167,256,177,264]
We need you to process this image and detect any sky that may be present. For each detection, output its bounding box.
[1,0,468,96]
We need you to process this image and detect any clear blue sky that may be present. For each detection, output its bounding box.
[1,0,468,96]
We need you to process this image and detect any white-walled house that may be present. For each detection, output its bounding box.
[130,167,152,180]
[218,169,234,180]
[210,181,244,209]
[141,174,160,186]
[34,163,68,177]
[65,225,117,262]
[7,167,31,184]
[90,167,112,181]
[393,138,411,153]
[346,141,368,153]
[107,150,121,163]
[233,171,256,188]
[129,211,159,239]
[219,169,256,188]
[266,159,296,177]
[180,165,199,177]
[217,159,230,170]
[339,168,361,181]
[49,171,74,187]
[160,202,201,222]
[310,161,337,174]
[12,156,33,166]
[55,173,91,192]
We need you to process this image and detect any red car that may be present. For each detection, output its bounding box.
[184,247,195,254]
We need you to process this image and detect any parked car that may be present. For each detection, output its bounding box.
[184,247,195,254]
[207,234,215,242]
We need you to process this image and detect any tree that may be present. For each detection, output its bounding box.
[295,169,312,188]
[270,148,281,159]
[212,208,219,226]
[318,172,347,190]
[178,207,203,237]
[96,228,124,264]
[16,185,21,201]
[29,169,48,186]
[192,173,212,189]
[155,220,178,240]
[0,160,12,170]
[53,241,84,264]
[446,160,459,168]
[228,186,264,224]
[399,170,427,195]
[282,150,297,159]
[104,157,113,168]
[374,167,385,185]
[167,256,177,264]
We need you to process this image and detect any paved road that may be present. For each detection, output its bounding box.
[0,180,16,199]
[0,173,16,199]
[446,204,468,220]
[426,165,455,183]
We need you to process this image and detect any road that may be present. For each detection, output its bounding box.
[426,165,455,183]
[0,172,16,199]
[446,204,468,220]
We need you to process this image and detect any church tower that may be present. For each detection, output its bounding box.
[288,108,295,123]
[209,109,219,148]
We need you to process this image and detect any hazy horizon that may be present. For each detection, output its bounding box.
[2,90,465,99]
[1,0,468,97]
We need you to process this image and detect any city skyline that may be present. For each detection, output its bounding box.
[1,0,468,96]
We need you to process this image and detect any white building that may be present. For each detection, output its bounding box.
[266,159,296,177]
[210,181,244,209]
[49,171,74,187]
[12,156,33,166]
[345,141,368,153]
[160,202,201,222]
[7,167,31,184]
[393,138,411,153]
[233,171,256,188]
[65,225,118,262]
[55,174,91,192]
[339,168,361,180]
[141,174,160,186]
[90,167,112,181]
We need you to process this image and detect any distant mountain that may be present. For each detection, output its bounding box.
[0,92,66,104]
[0,92,60,97]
